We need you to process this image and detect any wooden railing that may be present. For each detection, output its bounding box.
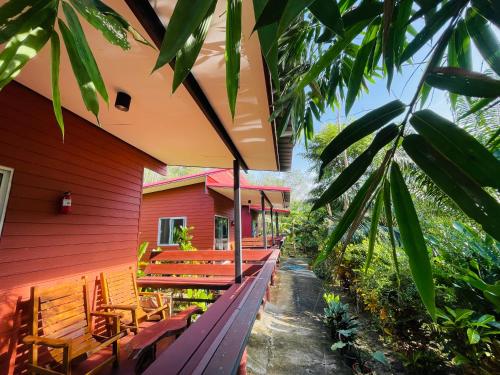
[142,249,280,375]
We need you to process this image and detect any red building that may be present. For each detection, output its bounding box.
[139,170,290,251]
[0,0,294,373]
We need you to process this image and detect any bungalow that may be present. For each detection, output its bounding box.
[0,0,293,373]
[139,169,290,252]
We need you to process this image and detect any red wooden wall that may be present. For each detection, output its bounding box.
[0,82,165,373]
[241,205,253,238]
[139,184,238,252]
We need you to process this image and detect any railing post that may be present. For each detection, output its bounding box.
[234,160,242,283]
[261,191,267,249]
[276,212,279,237]
[270,206,274,246]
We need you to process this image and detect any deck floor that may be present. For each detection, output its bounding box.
[247,257,351,375]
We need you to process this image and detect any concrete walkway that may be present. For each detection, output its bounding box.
[247,257,351,375]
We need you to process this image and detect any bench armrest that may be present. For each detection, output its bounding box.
[101,304,137,311]
[90,311,123,318]
[23,335,70,348]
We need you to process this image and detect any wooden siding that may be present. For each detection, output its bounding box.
[241,205,253,238]
[211,190,235,249]
[139,183,215,251]
[0,82,165,372]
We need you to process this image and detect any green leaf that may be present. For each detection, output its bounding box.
[62,2,108,104]
[172,1,216,92]
[342,1,384,29]
[403,135,500,242]
[50,31,64,138]
[383,178,400,282]
[392,0,412,66]
[365,187,383,272]
[314,124,398,210]
[314,173,377,265]
[253,0,288,31]
[472,0,500,28]
[0,9,55,90]
[467,328,480,344]
[390,163,435,321]
[454,20,472,70]
[308,0,344,36]
[69,0,130,50]
[346,39,375,115]
[278,1,316,37]
[426,67,500,98]
[458,98,496,120]
[0,0,49,44]
[465,8,500,76]
[58,19,99,119]
[226,0,242,119]
[296,21,367,92]
[319,100,405,169]
[410,110,500,189]
[400,0,463,63]
[154,0,215,70]
[253,0,279,89]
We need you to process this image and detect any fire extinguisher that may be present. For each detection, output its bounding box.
[60,192,72,214]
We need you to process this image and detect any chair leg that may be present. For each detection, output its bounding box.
[112,340,119,368]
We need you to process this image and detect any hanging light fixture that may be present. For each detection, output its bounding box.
[115,91,131,112]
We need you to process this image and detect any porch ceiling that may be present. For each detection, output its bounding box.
[6,0,280,171]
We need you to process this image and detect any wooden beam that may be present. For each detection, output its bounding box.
[124,0,249,171]
[260,191,267,250]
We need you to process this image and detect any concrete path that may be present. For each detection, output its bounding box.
[247,257,351,375]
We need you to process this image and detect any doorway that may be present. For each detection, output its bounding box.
[214,215,229,250]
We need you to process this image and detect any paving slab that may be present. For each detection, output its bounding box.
[247,257,351,375]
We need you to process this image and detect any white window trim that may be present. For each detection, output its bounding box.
[0,166,14,238]
[214,215,230,250]
[157,216,187,246]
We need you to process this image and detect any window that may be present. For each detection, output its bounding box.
[0,166,13,237]
[214,215,229,250]
[158,217,186,246]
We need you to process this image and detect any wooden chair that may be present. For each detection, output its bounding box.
[100,267,171,334]
[23,277,125,375]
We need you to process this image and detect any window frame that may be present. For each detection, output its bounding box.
[0,166,14,238]
[214,215,230,250]
[157,216,187,246]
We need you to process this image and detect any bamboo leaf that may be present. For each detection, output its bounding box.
[0,9,55,90]
[226,0,242,118]
[346,39,375,115]
[69,0,130,50]
[0,0,49,44]
[58,18,99,119]
[458,97,496,120]
[172,1,216,92]
[426,67,500,98]
[403,134,500,242]
[392,0,412,67]
[472,0,500,28]
[342,1,384,29]
[253,0,279,89]
[454,20,472,70]
[154,0,215,70]
[400,0,463,63]
[253,0,288,31]
[410,110,500,189]
[278,1,316,37]
[50,31,64,138]
[296,21,367,92]
[314,173,376,265]
[466,8,500,76]
[383,178,400,281]
[314,124,398,210]
[365,187,383,272]
[62,1,108,103]
[390,162,436,321]
[320,100,405,169]
[308,0,344,36]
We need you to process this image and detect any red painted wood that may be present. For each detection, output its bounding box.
[241,206,252,238]
[0,82,165,371]
[143,263,261,277]
[137,276,234,290]
[150,250,272,262]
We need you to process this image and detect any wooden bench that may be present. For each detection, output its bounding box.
[100,267,172,334]
[142,249,280,375]
[149,250,274,263]
[23,278,126,375]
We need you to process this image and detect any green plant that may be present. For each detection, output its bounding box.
[174,226,196,251]
[323,293,359,352]
[136,241,149,278]
[437,307,500,371]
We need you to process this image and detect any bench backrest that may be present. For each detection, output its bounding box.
[144,263,261,277]
[149,250,273,263]
[100,267,142,320]
[33,278,90,340]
